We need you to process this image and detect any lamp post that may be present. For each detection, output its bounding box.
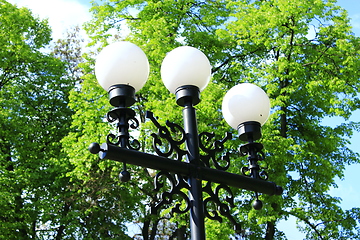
[89,42,283,239]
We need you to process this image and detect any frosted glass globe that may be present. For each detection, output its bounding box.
[95,41,149,92]
[161,46,211,93]
[222,83,270,129]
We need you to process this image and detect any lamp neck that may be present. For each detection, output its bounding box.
[108,84,136,107]
[237,121,262,142]
[175,85,201,107]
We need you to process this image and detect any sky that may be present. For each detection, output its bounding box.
[7,0,93,40]
[6,0,360,239]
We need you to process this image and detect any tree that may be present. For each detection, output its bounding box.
[65,0,360,239]
[221,1,360,239]
[0,1,78,238]
[52,25,85,84]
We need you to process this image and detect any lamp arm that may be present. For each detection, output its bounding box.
[89,142,283,196]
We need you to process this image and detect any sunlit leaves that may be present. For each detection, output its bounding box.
[64,0,360,239]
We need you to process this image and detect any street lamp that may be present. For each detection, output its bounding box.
[89,42,283,239]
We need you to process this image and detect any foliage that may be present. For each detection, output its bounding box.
[0,0,76,238]
[65,0,360,239]
[52,26,85,83]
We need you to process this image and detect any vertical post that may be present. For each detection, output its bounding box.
[183,100,205,240]
[118,106,129,175]
[107,84,137,149]
[107,84,136,182]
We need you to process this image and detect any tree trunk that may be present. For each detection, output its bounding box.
[265,221,275,240]
[55,202,71,240]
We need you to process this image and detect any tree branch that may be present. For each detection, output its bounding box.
[284,210,324,240]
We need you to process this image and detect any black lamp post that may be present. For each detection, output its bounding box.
[89,42,283,239]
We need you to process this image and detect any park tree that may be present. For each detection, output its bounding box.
[52,25,85,84]
[64,0,360,239]
[0,1,83,238]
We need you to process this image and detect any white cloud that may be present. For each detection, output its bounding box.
[7,0,91,40]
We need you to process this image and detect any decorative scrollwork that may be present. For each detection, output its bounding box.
[239,142,269,181]
[146,111,191,219]
[203,181,241,233]
[127,136,141,151]
[146,111,187,161]
[145,111,247,231]
[105,107,141,150]
[151,172,191,216]
[199,132,232,170]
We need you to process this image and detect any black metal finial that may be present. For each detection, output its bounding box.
[119,170,131,182]
[119,162,131,182]
[89,142,102,154]
[252,199,263,210]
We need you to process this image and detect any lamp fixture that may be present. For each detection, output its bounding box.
[89,41,283,240]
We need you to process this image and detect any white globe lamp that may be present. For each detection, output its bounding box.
[161,46,211,106]
[95,42,149,106]
[222,83,270,141]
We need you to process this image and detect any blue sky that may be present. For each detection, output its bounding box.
[329,0,360,212]
[7,0,360,238]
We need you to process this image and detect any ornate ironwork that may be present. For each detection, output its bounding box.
[106,107,141,150]
[151,171,191,216]
[146,111,187,161]
[146,111,244,232]
[239,141,269,209]
[145,111,190,219]
[104,106,141,182]
[203,181,242,233]
[239,142,268,181]
[199,131,232,170]
[89,108,282,238]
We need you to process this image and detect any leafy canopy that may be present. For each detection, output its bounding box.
[63,0,360,239]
